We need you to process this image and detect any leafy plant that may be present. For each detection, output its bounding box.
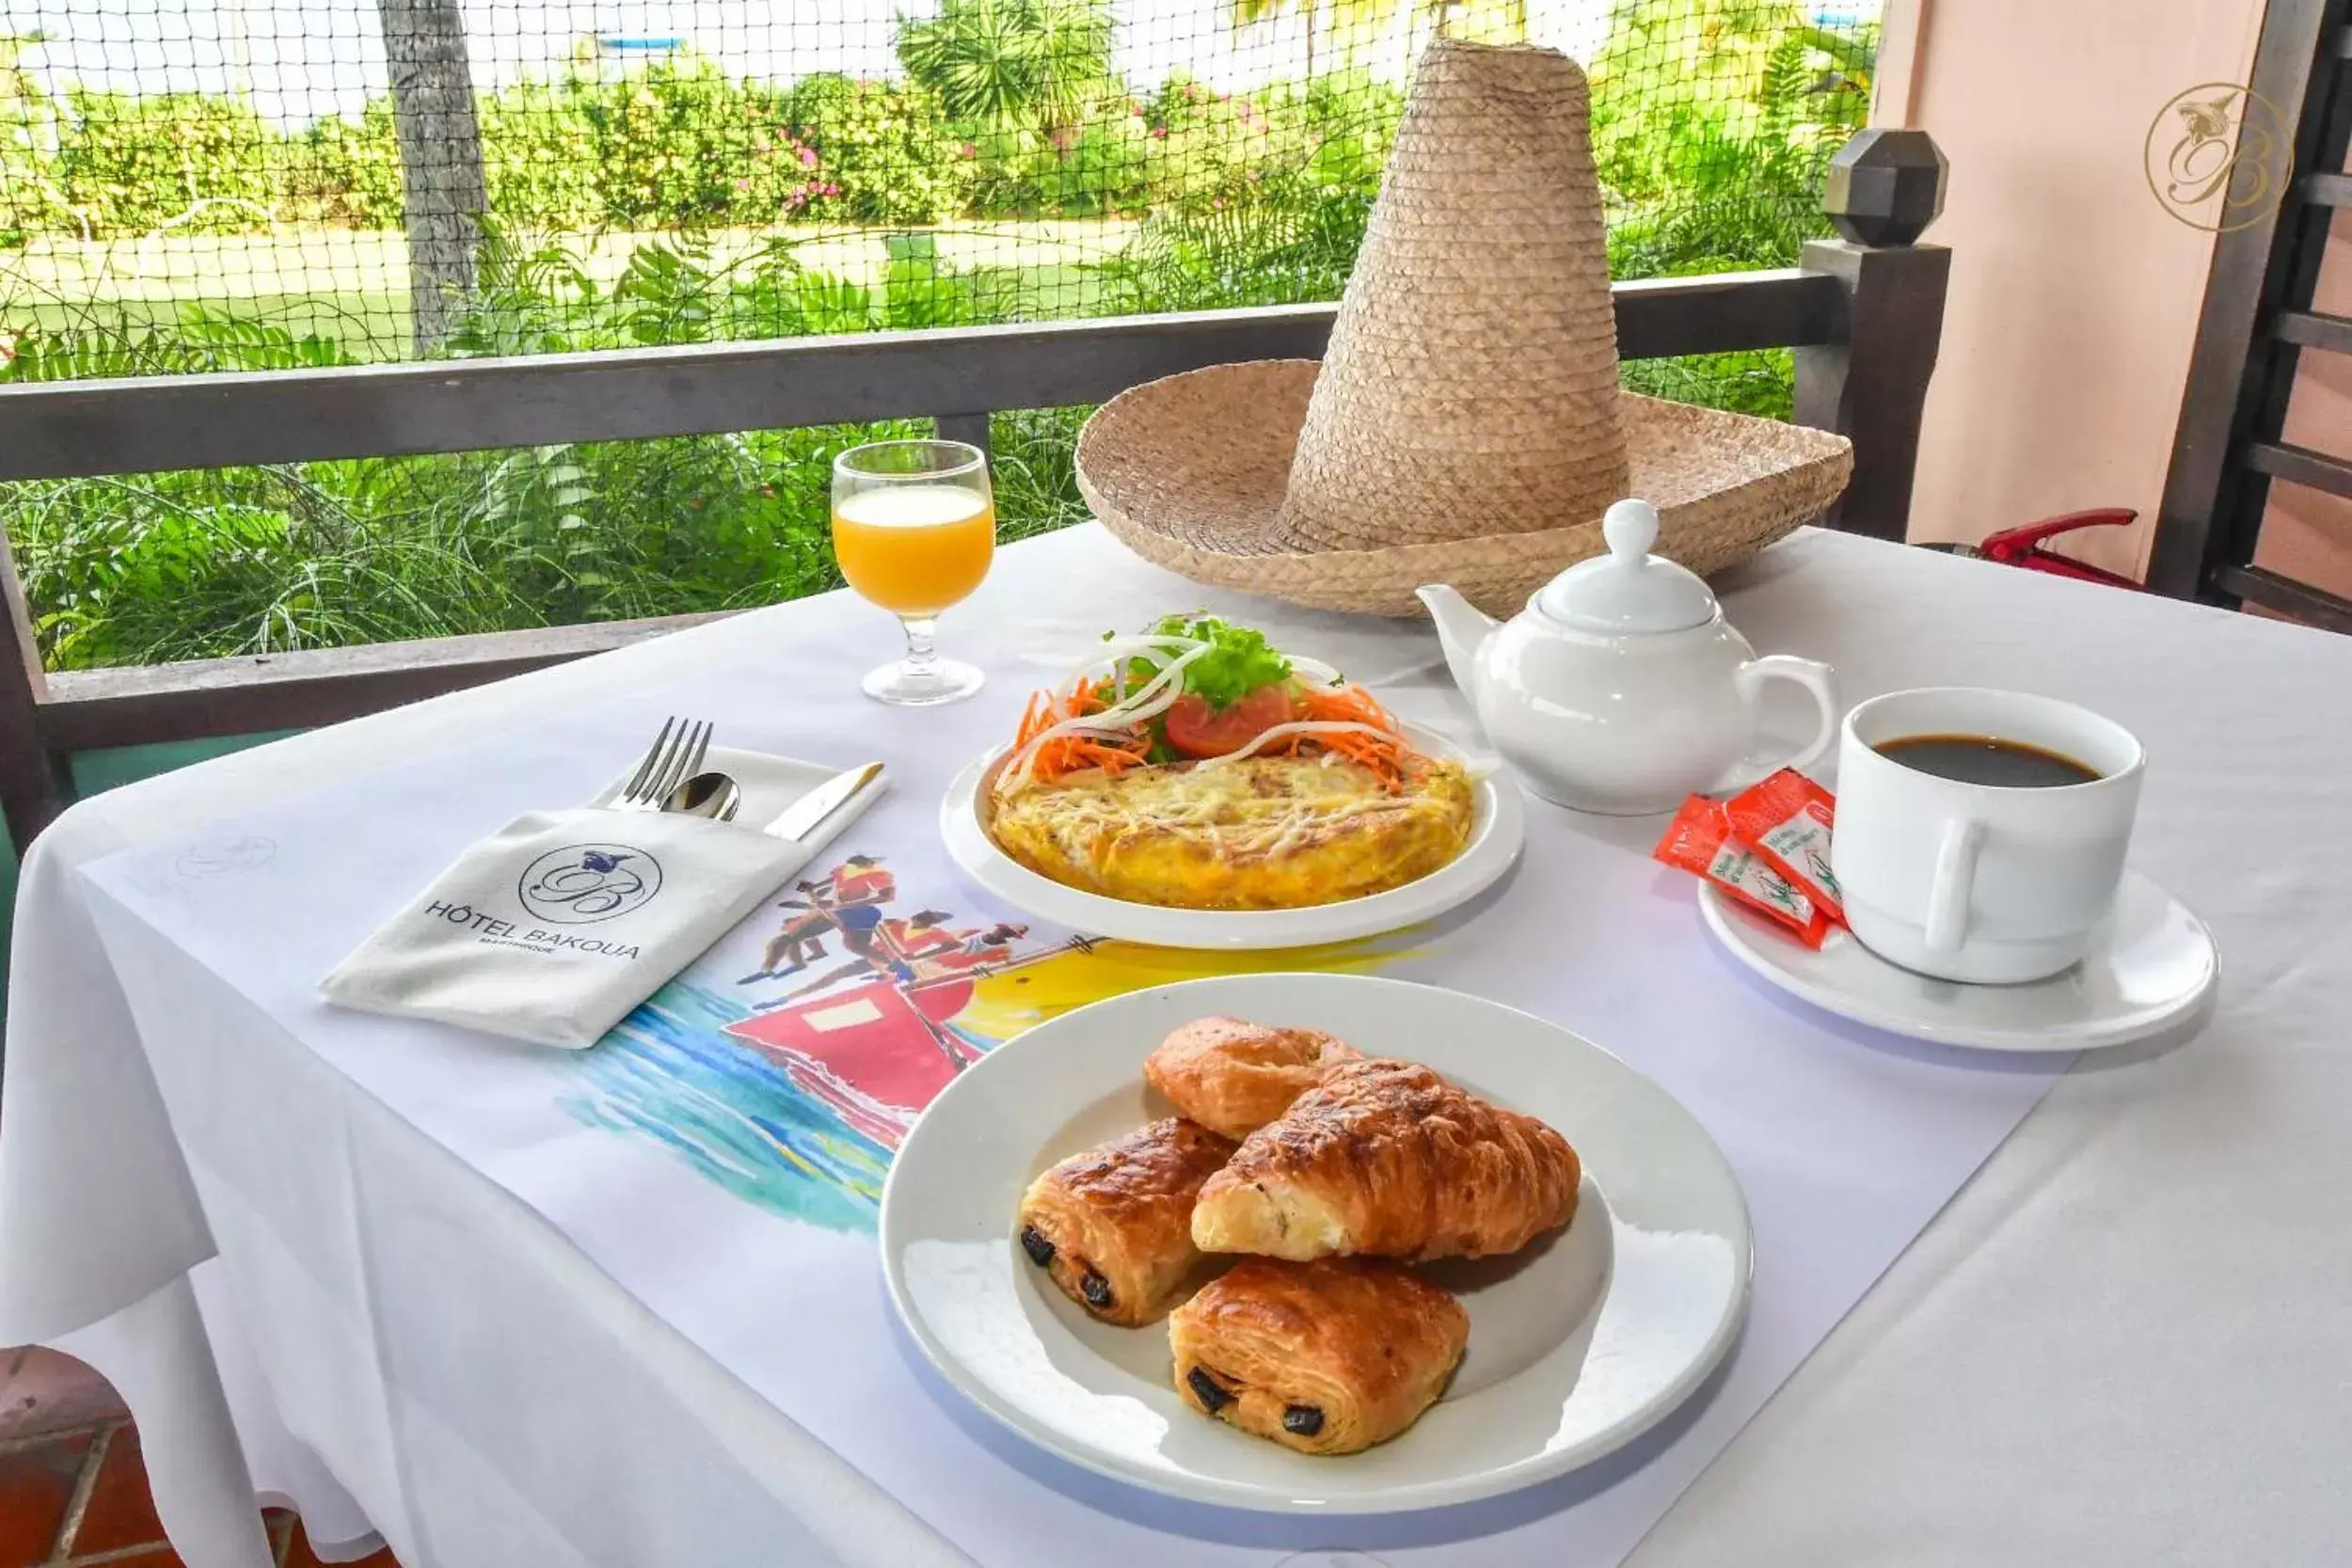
[1590,0,1878,278]
[54,88,285,235]
[780,73,965,225]
[898,0,1118,138]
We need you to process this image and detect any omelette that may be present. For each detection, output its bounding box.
[987,754,1475,911]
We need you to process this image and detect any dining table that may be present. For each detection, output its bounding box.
[3,521,2349,1568]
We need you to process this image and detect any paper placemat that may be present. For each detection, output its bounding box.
[80,672,2069,1566]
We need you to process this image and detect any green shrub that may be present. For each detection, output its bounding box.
[780,73,965,226]
[296,99,402,227]
[55,89,289,234]
[582,57,787,226]
[1092,179,1370,311]
[1290,68,1403,194]
[1590,0,1875,277]
[477,78,603,229]
[1136,74,1295,213]
[0,37,66,244]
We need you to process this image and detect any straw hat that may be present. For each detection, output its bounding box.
[1076,39,1854,617]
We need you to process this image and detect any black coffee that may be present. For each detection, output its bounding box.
[1875,734,2101,788]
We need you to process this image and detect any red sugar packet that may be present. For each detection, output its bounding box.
[1724,768,1843,924]
[1653,796,1834,949]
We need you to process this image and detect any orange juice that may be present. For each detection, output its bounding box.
[831,484,995,615]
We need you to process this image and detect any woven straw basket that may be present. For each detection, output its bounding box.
[1077,38,1853,618]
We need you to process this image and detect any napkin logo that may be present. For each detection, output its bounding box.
[175,834,276,879]
[2145,83,2293,232]
[518,843,664,926]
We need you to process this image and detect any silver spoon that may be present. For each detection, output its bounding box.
[663,771,742,821]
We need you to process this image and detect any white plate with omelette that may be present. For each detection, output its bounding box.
[881,973,1754,1514]
[940,725,1525,950]
[941,617,1526,949]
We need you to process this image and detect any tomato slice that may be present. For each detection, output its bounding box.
[1163,686,1295,759]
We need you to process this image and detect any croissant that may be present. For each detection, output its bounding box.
[1016,1117,1238,1326]
[1142,1015,1363,1139]
[1169,1258,1468,1455]
[1191,1058,1580,1262]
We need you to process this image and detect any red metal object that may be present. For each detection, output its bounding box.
[1976,509,2145,590]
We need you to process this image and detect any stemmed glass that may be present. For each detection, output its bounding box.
[830,438,995,706]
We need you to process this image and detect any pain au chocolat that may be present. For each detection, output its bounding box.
[1016,1117,1238,1326]
[1142,1015,1364,1140]
[1169,1257,1469,1455]
[1190,1058,1580,1262]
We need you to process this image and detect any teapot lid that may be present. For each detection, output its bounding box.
[1535,499,1718,634]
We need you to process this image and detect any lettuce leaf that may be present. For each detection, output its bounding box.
[1134,614,1292,711]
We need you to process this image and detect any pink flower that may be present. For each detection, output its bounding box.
[798,144,818,166]
[959,142,977,157]
[1151,125,1168,139]
[732,177,751,194]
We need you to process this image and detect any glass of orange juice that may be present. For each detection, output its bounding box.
[831,438,995,706]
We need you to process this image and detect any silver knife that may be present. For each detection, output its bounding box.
[763,761,886,842]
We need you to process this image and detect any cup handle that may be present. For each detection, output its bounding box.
[1924,818,1986,958]
[1710,656,1840,794]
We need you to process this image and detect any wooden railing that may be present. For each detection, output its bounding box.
[0,142,1952,850]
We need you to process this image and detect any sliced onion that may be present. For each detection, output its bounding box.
[1003,642,1216,790]
[1192,721,1408,768]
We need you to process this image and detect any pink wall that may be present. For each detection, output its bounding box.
[1892,0,2265,578]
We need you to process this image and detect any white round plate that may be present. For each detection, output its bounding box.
[1699,870,2217,1053]
[939,725,1525,950]
[881,973,1753,1514]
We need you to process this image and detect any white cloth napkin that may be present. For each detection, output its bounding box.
[321,748,882,1048]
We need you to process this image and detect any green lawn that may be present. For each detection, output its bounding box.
[2,219,1139,356]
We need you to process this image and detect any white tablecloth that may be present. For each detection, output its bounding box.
[7,526,2351,1567]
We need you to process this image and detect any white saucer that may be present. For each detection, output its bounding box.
[1699,870,2217,1053]
[881,973,1752,1513]
[938,724,1524,950]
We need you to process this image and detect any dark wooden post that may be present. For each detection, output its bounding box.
[1795,127,1953,543]
[934,413,993,459]
[0,528,70,851]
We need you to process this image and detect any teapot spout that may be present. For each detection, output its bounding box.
[1415,584,1499,698]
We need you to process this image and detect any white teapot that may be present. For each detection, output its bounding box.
[1418,499,1837,816]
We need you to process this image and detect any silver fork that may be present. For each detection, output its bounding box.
[614,717,713,811]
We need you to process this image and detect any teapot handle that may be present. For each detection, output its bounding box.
[1708,656,1840,795]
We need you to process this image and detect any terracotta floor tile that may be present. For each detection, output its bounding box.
[65,1426,165,1558]
[0,1347,127,1441]
[279,1518,398,1568]
[0,1428,95,1568]
[73,1551,183,1567]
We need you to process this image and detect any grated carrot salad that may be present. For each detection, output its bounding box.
[1009,672,1420,791]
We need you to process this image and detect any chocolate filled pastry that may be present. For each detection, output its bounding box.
[1168,1258,1468,1455]
[1142,1016,1364,1140]
[1016,1117,1239,1326]
[1192,1058,1580,1262]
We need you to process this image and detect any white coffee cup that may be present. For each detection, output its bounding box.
[1830,688,2145,985]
